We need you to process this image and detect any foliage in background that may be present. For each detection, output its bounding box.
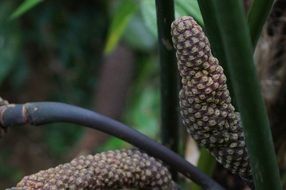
[141,0,203,37]
[0,0,108,187]
[104,0,138,54]
[0,2,21,86]
[0,0,283,189]
[0,0,212,188]
[10,0,42,20]
[0,0,162,188]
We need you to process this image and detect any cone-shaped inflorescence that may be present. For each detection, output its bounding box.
[8,149,176,190]
[171,16,251,180]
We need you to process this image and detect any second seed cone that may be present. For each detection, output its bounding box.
[9,149,176,190]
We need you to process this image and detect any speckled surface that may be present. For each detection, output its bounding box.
[7,149,176,190]
[171,16,251,180]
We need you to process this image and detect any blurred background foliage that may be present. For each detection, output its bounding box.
[0,0,201,188]
[1,0,286,189]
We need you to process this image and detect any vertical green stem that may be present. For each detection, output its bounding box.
[191,149,216,190]
[198,0,281,189]
[247,0,275,46]
[155,0,179,178]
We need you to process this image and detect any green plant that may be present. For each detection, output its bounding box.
[0,0,283,189]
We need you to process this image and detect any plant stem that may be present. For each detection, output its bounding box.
[0,102,224,190]
[198,0,281,189]
[191,149,216,190]
[155,0,179,177]
[247,0,275,46]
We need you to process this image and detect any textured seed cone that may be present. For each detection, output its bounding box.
[171,16,252,180]
[8,149,176,190]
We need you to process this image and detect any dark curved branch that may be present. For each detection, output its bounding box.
[0,101,224,190]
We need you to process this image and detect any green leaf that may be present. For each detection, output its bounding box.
[104,0,138,54]
[191,149,216,190]
[198,0,281,189]
[10,0,43,20]
[140,0,203,37]
[140,1,158,37]
[123,14,156,51]
[247,0,275,46]
[175,0,203,25]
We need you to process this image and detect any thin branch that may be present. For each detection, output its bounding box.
[0,101,224,190]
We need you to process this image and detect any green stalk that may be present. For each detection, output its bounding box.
[191,149,216,190]
[155,0,179,157]
[198,0,281,189]
[247,0,275,46]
